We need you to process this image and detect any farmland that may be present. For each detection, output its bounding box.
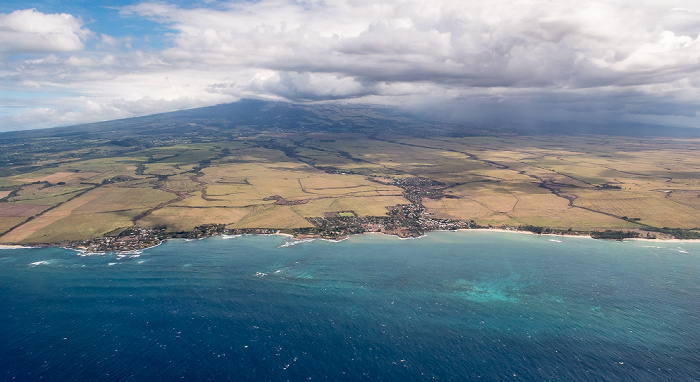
[1,101,700,247]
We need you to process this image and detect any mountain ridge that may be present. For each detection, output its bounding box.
[3,99,699,142]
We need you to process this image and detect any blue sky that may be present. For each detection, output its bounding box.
[2,0,700,131]
[0,1,165,47]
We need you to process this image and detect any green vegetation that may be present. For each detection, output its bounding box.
[590,230,641,240]
[638,226,700,240]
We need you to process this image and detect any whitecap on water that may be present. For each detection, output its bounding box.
[320,237,348,243]
[222,234,242,240]
[0,245,34,250]
[77,252,105,257]
[115,252,142,260]
[29,260,57,267]
[278,238,315,248]
[269,266,314,279]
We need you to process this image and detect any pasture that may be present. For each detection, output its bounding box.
[2,131,700,243]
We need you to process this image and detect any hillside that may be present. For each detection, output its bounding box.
[1,100,700,249]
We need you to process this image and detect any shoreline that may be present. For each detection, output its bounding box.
[3,226,698,254]
[276,228,700,244]
[461,228,699,242]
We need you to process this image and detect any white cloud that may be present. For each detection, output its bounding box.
[247,71,371,100]
[0,9,92,53]
[120,0,700,90]
[3,0,700,131]
[64,55,116,67]
[100,34,119,46]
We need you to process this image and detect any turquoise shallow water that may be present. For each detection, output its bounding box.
[1,231,699,381]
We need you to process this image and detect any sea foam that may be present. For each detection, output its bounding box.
[28,260,56,267]
[278,238,315,248]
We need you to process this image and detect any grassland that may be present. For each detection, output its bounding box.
[1,128,700,245]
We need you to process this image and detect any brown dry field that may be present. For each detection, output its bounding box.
[137,206,255,232]
[0,203,49,217]
[1,133,700,243]
[0,217,26,234]
[0,186,176,243]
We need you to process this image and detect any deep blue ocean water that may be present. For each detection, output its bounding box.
[1,231,698,381]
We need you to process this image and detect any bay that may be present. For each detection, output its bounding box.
[1,231,698,381]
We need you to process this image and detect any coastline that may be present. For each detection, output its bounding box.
[4,225,698,254]
[283,228,700,244]
[221,227,700,244]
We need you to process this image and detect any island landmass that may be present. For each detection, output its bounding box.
[2,100,700,251]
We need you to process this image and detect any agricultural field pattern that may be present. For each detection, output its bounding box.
[2,100,700,248]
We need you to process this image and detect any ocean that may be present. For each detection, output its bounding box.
[1,231,698,381]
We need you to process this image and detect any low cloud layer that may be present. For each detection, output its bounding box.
[1,1,700,131]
